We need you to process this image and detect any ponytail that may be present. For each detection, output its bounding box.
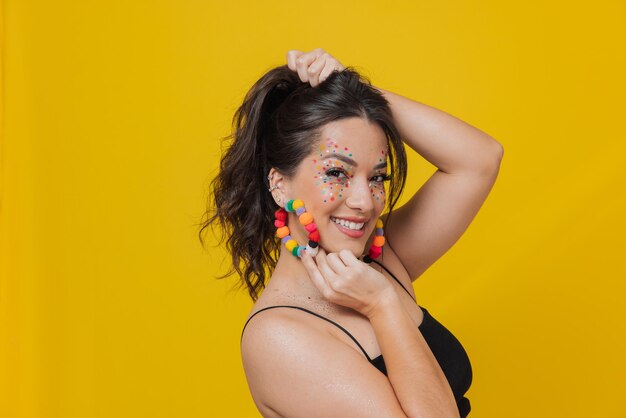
[198,66,301,302]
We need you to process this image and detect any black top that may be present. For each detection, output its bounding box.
[240,259,473,417]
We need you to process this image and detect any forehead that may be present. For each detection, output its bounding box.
[315,117,387,154]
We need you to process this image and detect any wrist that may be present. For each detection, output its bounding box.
[363,286,399,319]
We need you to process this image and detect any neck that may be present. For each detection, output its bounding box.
[270,245,323,300]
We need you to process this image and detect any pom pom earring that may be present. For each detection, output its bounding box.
[274,198,386,262]
[274,199,320,258]
[363,218,385,262]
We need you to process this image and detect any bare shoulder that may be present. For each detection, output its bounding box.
[240,307,409,418]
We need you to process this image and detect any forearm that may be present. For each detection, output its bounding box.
[368,291,460,418]
[375,86,503,174]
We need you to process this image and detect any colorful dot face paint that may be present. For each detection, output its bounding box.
[312,138,352,203]
[311,138,389,206]
[370,149,389,206]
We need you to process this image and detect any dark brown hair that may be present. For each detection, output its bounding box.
[198,65,408,302]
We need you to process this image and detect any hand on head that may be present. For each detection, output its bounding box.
[286,48,346,88]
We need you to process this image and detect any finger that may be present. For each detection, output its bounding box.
[286,50,304,72]
[313,247,339,283]
[319,60,341,84]
[295,54,313,83]
[295,49,323,84]
[337,249,361,267]
[301,250,330,294]
[325,251,349,275]
[307,53,328,88]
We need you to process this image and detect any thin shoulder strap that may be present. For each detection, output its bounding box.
[240,305,374,361]
[365,258,416,303]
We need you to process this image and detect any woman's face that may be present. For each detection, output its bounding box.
[282,117,390,257]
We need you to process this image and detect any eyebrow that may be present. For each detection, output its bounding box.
[321,154,387,170]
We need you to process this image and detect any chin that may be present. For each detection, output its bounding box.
[325,247,363,258]
[320,239,366,257]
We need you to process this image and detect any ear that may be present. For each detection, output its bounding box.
[267,167,290,207]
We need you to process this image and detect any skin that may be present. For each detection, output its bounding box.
[242,47,501,418]
[267,116,392,308]
[312,137,388,205]
[250,117,424,418]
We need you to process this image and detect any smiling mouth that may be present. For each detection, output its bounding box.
[330,216,366,231]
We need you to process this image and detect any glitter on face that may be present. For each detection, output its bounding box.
[312,138,354,201]
[312,138,389,208]
[369,154,388,205]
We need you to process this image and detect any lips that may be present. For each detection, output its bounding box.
[330,215,369,223]
[331,216,367,238]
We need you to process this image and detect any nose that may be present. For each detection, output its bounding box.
[344,176,375,214]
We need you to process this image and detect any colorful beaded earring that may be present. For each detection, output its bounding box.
[364,218,385,261]
[274,199,386,261]
[274,199,320,258]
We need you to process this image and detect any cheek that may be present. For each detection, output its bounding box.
[312,169,348,205]
[322,178,352,204]
[318,182,342,203]
[311,152,354,205]
[370,183,387,207]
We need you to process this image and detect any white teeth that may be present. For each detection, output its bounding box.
[331,217,365,230]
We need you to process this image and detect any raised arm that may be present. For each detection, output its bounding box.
[375,86,503,174]
[376,87,504,281]
[285,47,504,282]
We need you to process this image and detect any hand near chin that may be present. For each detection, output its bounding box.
[286,48,346,88]
[301,247,394,318]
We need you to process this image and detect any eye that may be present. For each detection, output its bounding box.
[325,168,348,179]
[371,174,392,183]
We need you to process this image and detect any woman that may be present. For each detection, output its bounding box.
[200,48,503,417]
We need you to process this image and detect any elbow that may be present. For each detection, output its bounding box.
[475,138,504,174]
[492,140,504,160]
[485,135,504,160]
[490,142,504,169]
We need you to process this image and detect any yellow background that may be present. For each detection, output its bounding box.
[1,1,625,417]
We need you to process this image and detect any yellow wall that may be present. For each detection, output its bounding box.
[1,1,625,417]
